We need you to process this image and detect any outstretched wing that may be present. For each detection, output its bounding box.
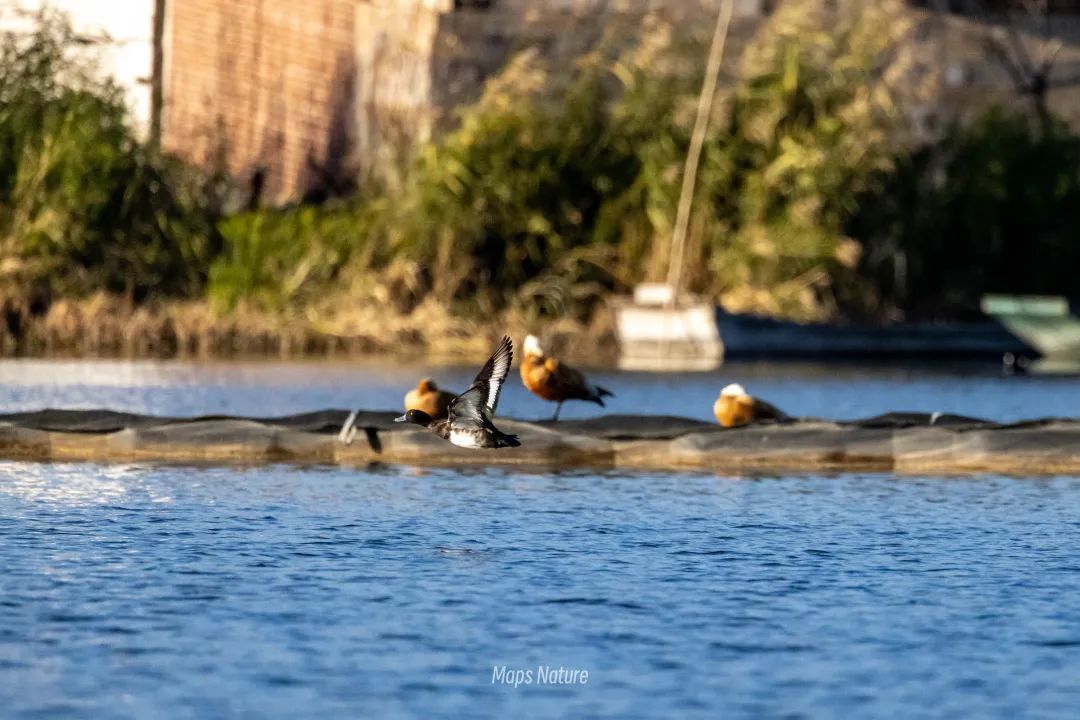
[472,335,512,415]
[449,336,513,425]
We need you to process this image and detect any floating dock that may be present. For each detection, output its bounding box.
[1,409,1078,475]
[981,294,1080,360]
[613,284,1053,370]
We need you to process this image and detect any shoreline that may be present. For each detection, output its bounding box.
[0,293,618,364]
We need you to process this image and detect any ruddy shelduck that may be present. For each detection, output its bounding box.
[404,378,456,420]
[713,383,786,428]
[520,334,613,421]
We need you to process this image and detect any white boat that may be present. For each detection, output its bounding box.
[980,295,1080,360]
[613,284,724,370]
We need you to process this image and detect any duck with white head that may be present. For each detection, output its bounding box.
[713,383,787,428]
[520,334,613,421]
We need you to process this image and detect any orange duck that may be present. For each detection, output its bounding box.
[713,383,787,428]
[404,378,456,420]
[520,335,613,420]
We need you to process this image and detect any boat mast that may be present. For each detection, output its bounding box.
[664,0,735,309]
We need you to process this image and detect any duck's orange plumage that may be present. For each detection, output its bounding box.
[404,378,456,420]
[520,335,612,420]
[713,383,786,428]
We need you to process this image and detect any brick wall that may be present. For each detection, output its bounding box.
[163,0,357,204]
[162,0,769,202]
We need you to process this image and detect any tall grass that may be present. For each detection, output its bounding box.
[0,10,220,301]
[7,3,1079,334]
[327,1,914,322]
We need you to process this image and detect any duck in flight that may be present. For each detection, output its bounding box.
[520,334,613,420]
[396,336,520,449]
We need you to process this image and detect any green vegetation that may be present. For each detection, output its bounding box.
[0,11,219,301]
[3,1,1080,356]
[209,204,364,312]
[379,52,633,320]
[251,1,912,322]
[853,109,1080,320]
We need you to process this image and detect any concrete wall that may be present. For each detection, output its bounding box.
[354,0,443,182]
[906,10,1080,135]
[0,0,157,134]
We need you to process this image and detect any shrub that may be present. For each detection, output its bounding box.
[209,203,368,312]
[0,10,220,300]
[852,108,1080,320]
[380,50,636,316]
[355,1,912,321]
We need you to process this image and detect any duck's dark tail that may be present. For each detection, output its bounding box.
[495,431,521,448]
[589,384,614,406]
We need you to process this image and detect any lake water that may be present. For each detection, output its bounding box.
[0,356,1079,422]
[0,359,1079,718]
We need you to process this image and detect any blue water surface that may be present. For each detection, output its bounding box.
[1,356,1079,422]
[0,359,1079,718]
[1,464,1078,719]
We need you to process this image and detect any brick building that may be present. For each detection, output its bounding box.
[158,0,1080,205]
[163,0,358,204]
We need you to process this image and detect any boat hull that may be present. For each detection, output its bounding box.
[615,303,1034,364]
[715,311,1033,360]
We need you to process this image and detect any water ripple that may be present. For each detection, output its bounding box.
[0,463,1078,719]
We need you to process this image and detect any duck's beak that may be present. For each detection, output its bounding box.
[394,414,407,423]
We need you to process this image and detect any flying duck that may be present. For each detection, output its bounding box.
[520,334,613,421]
[713,383,787,428]
[404,378,456,419]
[396,336,520,449]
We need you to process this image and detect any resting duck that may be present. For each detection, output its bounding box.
[713,383,787,428]
[396,336,520,449]
[404,378,456,419]
[520,334,613,420]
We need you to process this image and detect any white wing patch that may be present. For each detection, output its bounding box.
[486,347,510,412]
[450,428,484,448]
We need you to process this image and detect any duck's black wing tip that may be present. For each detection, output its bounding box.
[477,336,512,378]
